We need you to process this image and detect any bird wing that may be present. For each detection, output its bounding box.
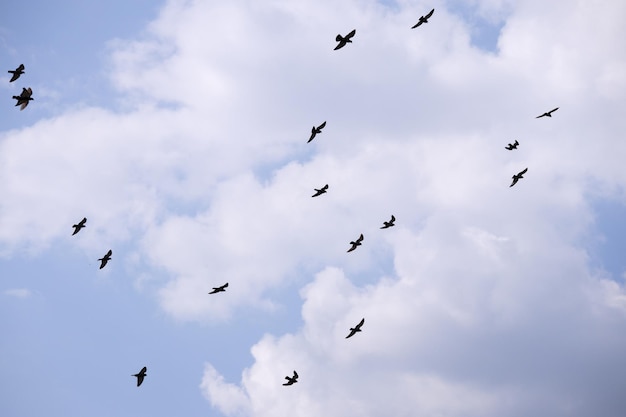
[550,107,559,113]
[223,283,229,289]
[357,233,364,243]
[334,41,346,50]
[425,8,435,19]
[357,318,365,328]
[519,167,528,175]
[322,184,328,191]
[335,34,343,42]
[345,29,356,39]
[317,121,326,130]
[293,370,298,379]
[136,374,144,386]
[411,21,423,28]
[346,328,357,338]
[307,131,316,142]
[390,215,395,222]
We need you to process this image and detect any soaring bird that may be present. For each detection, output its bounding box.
[346,318,365,339]
[307,121,326,143]
[312,184,329,197]
[12,87,33,110]
[536,107,559,118]
[380,215,396,229]
[132,366,147,387]
[283,370,299,386]
[505,140,519,150]
[347,233,364,252]
[334,29,356,50]
[411,8,435,28]
[8,64,24,82]
[510,168,528,187]
[72,217,87,235]
[98,249,112,269]
[209,283,228,294]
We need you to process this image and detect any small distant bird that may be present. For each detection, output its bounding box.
[72,217,87,235]
[380,215,396,229]
[346,318,365,339]
[411,8,435,28]
[283,370,299,386]
[8,64,25,82]
[12,87,33,110]
[536,107,559,118]
[209,283,228,294]
[132,366,147,387]
[307,121,326,143]
[347,233,364,252]
[510,168,528,187]
[98,249,112,269]
[334,29,356,50]
[505,140,519,150]
[312,184,329,197]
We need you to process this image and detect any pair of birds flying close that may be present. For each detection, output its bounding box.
[70,217,113,269]
[283,318,364,386]
[209,283,228,294]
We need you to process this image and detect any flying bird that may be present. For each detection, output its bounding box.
[346,318,365,339]
[510,168,528,187]
[98,249,112,269]
[411,8,435,28]
[380,215,396,229]
[505,140,519,150]
[8,64,24,82]
[307,121,326,143]
[334,29,356,50]
[283,370,299,386]
[72,217,87,235]
[209,283,228,294]
[12,87,33,110]
[132,366,147,387]
[312,184,329,197]
[536,107,559,118]
[347,233,364,252]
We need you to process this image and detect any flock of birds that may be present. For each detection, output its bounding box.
[7,5,560,391]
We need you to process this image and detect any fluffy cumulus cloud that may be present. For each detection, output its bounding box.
[1,0,626,415]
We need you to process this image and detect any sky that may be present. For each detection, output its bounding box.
[1,0,626,416]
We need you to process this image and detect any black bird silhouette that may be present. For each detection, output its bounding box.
[8,64,24,82]
[334,29,356,50]
[380,215,396,229]
[347,233,364,252]
[411,8,435,28]
[209,283,228,294]
[283,370,299,386]
[12,87,33,110]
[307,121,326,143]
[312,184,329,197]
[346,318,365,339]
[71,217,87,235]
[132,366,147,387]
[505,140,519,150]
[536,107,559,118]
[510,168,528,187]
[98,249,112,269]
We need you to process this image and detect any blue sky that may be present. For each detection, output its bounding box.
[2,1,626,416]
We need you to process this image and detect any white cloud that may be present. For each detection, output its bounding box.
[1,0,626,415]
[3,288,32,298]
